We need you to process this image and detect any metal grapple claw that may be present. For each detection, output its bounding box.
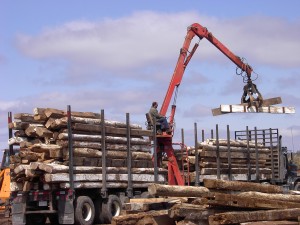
[241,80,263,108]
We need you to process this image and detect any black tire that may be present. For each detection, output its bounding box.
[100,195,122,224]
[74,196,95,225]
[26,214,46,225]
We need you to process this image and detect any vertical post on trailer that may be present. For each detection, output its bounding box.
[227,125,232,181]
[255,127,259,182]
[8,112,13,156]
[216,124,220,179]
[101,109,107,198]
[153,118,158,183]
[246,126,251,181]
[194,123,199,186]
[270,128,274,182]
[126,113,133,198]
[67,105,74,197]
[211,129,214,139]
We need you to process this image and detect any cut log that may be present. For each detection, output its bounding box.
[28,143,62,153]
[205,191,300,209]
[14,165,30,174]
[57,133,149,145]
[37,164,166,174]
[203,179,283,193]
[200,150,268,160]
[35,127,53,138]
[238,191,300,203]
[205,139,266,148]
[201,144,270,153]
[56,140,150,151]
[168,203,223,220]
[148,184,209,197]
[72,123,152,137]
[209,208,300,225]
[44,108,65,118]
[14,113,35,122]
[49,116,142,130]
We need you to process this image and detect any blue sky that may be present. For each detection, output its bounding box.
[1,1,300,155]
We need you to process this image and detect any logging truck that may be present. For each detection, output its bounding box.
[7,22,297,225]
[8,108,162,225]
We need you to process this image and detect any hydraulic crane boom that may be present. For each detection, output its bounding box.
[160,23,263,123]
[155,22,263,186]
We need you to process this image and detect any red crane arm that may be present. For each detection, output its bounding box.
[159,23,253,117]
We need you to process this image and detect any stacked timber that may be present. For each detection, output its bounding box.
[8,108,167,192]
[166,139,272,184]
[111,180,300,225]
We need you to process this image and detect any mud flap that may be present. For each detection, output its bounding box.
[11,194,26,225]
[58,198,74,224]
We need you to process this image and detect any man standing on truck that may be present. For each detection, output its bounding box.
[149,101,171,134]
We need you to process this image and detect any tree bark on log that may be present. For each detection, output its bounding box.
[56,140,150,152]
[201,144,270,153]
[14,113,35,122]
[62,149,151,160]
[206,191,300,209]
[49,116,142,130]
[238,191,300,203]
[204,139,267,148]
[148,184,210,197]
[203,179,283,193]
[200,150,268,160]
[72,123,152,137]
[57,133,149,145]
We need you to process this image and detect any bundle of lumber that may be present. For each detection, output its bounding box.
[167,139,273,183]
[111,179,300,225]
[9,108,167,192]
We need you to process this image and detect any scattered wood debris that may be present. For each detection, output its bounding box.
[111,180,300,225]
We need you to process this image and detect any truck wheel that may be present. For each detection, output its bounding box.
[100,195,122,223]
[74,196,95,225]
[26,214,46,225]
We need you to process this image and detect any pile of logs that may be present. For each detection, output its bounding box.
[112,179,300,225]
[8,108,167,192]
[169,139,273,183]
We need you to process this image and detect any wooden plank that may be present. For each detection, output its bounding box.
[220,105,295,114]
[212,97,283,116]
